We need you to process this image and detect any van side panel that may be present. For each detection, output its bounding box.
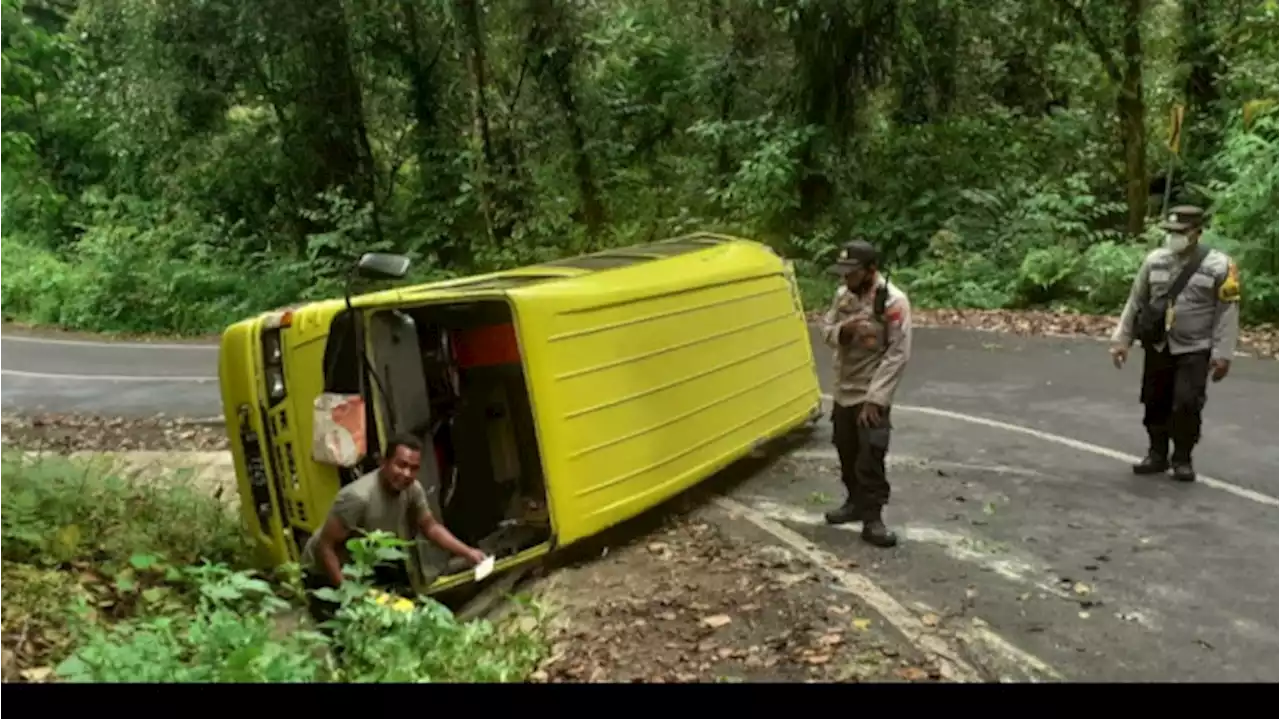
[512,241,821,546]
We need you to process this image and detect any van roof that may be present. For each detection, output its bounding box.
[350,232,771,304]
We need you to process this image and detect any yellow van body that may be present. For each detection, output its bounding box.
[217,233,822,595]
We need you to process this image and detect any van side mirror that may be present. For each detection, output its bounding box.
[356,252,411,280]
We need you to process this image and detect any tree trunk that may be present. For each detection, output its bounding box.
[526,0,605,237]
[285,0,378,246]
[454,0,509,244]
[1053,0,1149,234]
[708,0,735,176]
[554,78,606,236]
[1120,0,1147,235]
[1178,0,1222,165]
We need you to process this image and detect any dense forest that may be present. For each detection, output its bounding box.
[2,0,1276,336]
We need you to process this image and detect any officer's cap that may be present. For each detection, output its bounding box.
[1159,205,1207,233]
[827,240,879,276]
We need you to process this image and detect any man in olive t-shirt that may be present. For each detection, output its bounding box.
[300,433,485,622]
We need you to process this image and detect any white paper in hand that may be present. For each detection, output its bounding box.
[474,555,495,581]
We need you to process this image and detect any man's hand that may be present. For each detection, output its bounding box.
[857,402,882,428]
[463,547,486,566]
[1210,357,1230,382]
[1110,345,1128,369]
[837,316,861,345]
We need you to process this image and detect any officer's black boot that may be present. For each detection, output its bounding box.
[1133,429,1170,475]
[1170,444,1196,482]
[825,500,860,525]
[860,508,898,548]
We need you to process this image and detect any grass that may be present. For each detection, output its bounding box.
[0,449,551,683]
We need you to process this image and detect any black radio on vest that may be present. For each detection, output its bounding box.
[1135,244,1208,347]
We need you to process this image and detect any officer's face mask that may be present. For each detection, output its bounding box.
[1164,232,1190,253]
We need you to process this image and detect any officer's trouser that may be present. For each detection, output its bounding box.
[831,402,892,516]
[1140,347,1211,460]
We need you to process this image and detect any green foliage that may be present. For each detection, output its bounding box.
[1,450,255,572]
[1,452,549,683]
[52,533,549,683]
[1,0,1276,334]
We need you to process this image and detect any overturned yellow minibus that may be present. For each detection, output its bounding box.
[217,232,822,595]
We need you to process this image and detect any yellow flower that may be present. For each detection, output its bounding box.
[391,598,415,613]
[374,592,390,605]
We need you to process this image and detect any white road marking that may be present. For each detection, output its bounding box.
[712,496,982,682]
[714,495,1062,682]
[742,496,1163,633]
[787,448,1047,477]
[1,368,216,382]
[0,334,217,350]
[819,394,1279,508]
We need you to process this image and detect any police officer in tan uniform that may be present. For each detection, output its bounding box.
[1110,205,1241,482]
[819,240,913,547]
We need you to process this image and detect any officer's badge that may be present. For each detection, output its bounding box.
[1219,262,1241,303]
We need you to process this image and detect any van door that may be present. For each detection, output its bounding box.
[365,310,453,585]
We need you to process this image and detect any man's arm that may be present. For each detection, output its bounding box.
[820,287,849,348]
[411,486,484,564]
[1110,254,1154,347]
[865,294,912,408]
[1211,258,1241,373]
[316,491,363,586]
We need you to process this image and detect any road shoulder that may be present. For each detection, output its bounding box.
[528,500,951,683]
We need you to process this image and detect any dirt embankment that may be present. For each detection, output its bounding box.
[531,508,944,683]
[1,414,229,453]
[807,308,1278,359]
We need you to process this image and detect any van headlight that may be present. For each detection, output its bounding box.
[263,332,282,364]
[266,365,286,401]
[262,328,286,403]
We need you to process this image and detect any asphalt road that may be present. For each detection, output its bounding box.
[2,323,1276,682]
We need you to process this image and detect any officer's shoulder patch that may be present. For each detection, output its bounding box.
[1218,260,1241,303]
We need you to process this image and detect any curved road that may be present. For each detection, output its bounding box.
[2,324,1276,682]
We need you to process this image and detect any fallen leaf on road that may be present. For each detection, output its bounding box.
[805,653,832,665]
[1016,593,1031,602]
[965,587,978,599]
[1078,611,1091,619]
[21,666,52,682]
[648,542,669,554]
[852,618,871,631]
[921,613,940,627]
[701,614,732,629]
[1073,582,1092,596]
[896,666,930,681]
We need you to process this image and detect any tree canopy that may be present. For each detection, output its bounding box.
[3,0,1276,335]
